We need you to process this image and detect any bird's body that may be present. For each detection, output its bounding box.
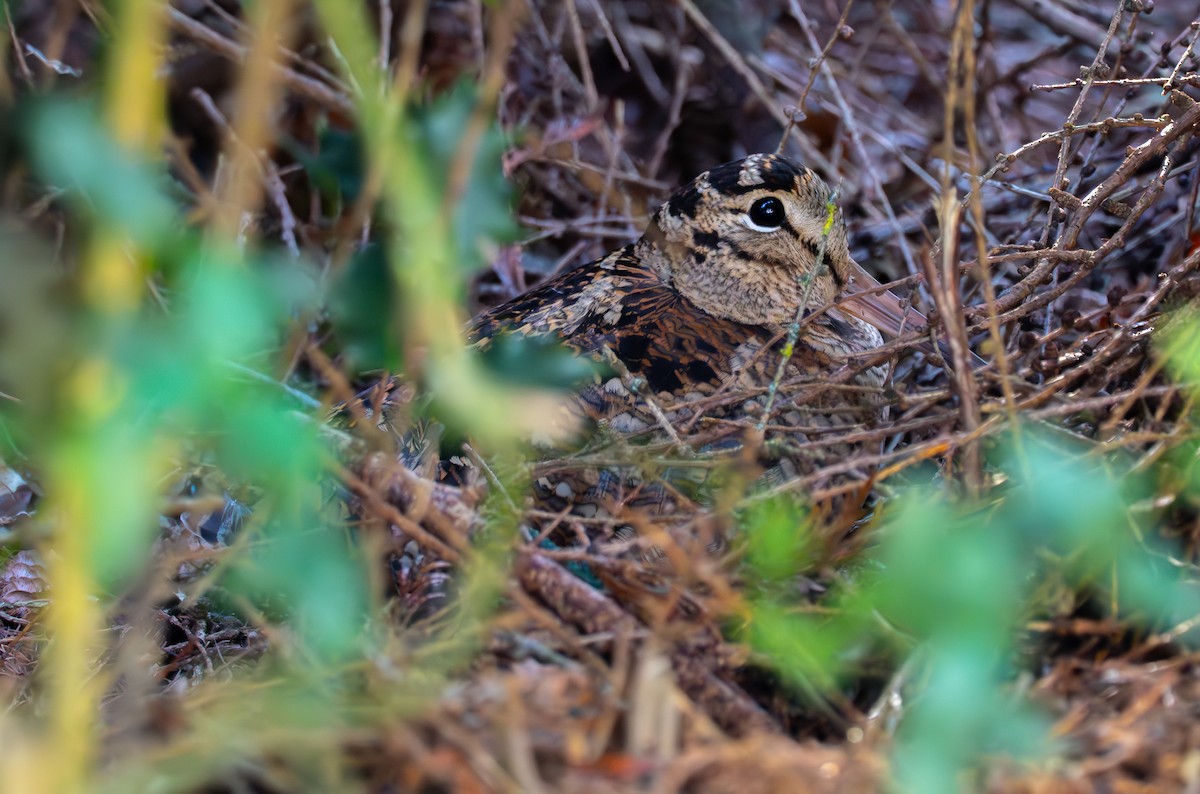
[468,154,916,509]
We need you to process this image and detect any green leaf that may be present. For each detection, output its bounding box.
[1159,305,1200,388]
[329,244,401,373]
[408,83,520,274]
[475,332,601,389]
[24,99,179,250]
[740,494,813,584]
[227,508,370,665]
[292,126,366,207]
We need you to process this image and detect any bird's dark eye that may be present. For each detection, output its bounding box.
[748,197,785,229]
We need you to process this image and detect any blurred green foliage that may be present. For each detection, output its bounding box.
[326,83,520,376]
[1162,306,1200,495]
[410,83,521,275]
[331,243,400,371]
[29,101,181,251]
[742,495,815,586]
[476,332,603,389]
[0,40,540,784]
[4,97,357,610]
[742,421,1200,793]
[297,126,366,207]
[5,0,549,786]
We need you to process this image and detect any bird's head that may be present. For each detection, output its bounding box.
[638,153,923,341]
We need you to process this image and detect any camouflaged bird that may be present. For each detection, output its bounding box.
[468,153,924,507]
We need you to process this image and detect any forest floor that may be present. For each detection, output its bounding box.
[3,1,1200,792]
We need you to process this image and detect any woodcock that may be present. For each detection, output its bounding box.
[467,153,925,511]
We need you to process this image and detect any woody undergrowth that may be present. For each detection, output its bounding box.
[0,1,1198,793]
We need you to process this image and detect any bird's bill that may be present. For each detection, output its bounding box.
[837,262,983,368]
[837,261,929,340]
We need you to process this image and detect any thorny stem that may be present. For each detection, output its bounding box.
[756,188,840,432]
[931,0,984,494]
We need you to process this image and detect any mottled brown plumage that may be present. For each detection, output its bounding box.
[468,154,912,504]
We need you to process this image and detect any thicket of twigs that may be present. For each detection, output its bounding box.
[1,1,1200,792]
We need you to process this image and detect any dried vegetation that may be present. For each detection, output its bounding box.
[2,0,1200,792]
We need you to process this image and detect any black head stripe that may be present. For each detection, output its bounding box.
[663,155,815,219]
[706,155,806,196]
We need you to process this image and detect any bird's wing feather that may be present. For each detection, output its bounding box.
[468,247,765,398]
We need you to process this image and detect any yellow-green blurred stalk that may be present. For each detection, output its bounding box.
[211,0,297,242]
[41,1,167,791]
[308,0,557,447]
[307,0,542,684]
